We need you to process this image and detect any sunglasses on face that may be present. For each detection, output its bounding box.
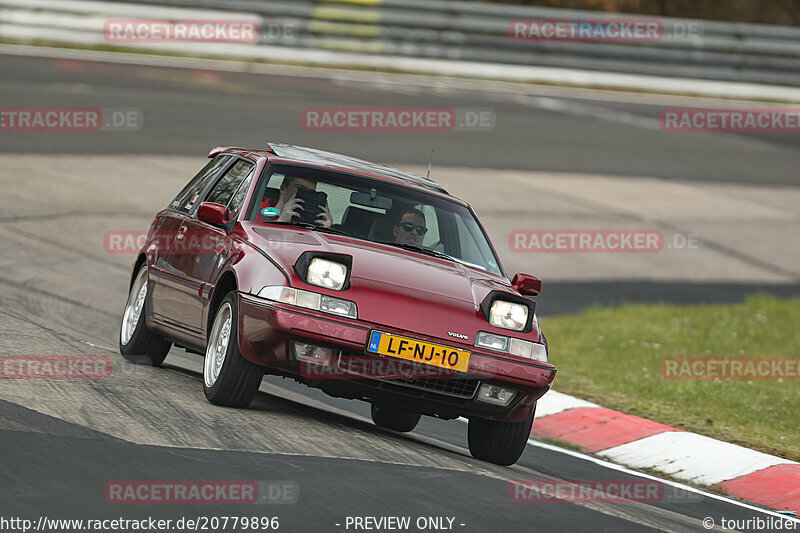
[396,222,428,235]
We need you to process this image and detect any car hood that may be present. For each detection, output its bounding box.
[247,225,532,343]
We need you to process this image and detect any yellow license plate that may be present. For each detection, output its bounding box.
[366,331,471,373]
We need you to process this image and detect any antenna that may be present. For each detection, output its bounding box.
[426,148,435,180]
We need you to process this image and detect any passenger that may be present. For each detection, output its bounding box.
[257,176,331,227]
[393,208,427,246]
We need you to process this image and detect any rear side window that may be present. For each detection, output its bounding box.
[206,159,255,208]
[170,155,231,213]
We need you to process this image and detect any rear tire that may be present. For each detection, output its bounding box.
[119,264,171,366]
[371,404,421,433]
[203,292,263,407]
[467,411,534,466]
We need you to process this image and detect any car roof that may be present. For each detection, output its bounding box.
[210,143,451,196]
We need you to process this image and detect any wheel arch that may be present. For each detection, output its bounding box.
[207,269,239,337]
[130,254,147,289]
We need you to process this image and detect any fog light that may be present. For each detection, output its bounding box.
[292,342,336,364]
[476,383,517,406]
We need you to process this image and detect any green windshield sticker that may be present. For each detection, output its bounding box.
[261,207,279,218]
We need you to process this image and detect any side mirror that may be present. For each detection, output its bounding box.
[511,273,542,297]
[197,202,229,226]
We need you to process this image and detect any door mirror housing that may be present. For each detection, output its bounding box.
[511,273,542,297]
[197,202,229,226]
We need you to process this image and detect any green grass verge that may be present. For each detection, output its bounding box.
[537,437,584,452]
[542,295,800,462]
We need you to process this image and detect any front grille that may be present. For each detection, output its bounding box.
[334,353,480,399]
[389,376,481,399]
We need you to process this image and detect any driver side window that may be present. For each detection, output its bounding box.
[417,204,441,249]
[206,159,254,208]
[170,155,231,214]
[226,170,255,221]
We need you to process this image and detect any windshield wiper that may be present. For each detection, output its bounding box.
[378,242,488,270]
[378,241,456,262]
[269,221,351,237]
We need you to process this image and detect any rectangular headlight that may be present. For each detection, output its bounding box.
[489,300,528,332]
[475,331,547,362]
[475,331,509,352]
[320,295,357,317]
[307,258,347,291]
[257,286,357,319]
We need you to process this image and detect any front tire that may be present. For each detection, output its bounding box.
[203,292,263,407]
[467,411,534,466]
[371,404,421,432]
[119,264,171,366]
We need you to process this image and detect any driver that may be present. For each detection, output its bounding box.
[257,176,331,227]
[393,208,427,246]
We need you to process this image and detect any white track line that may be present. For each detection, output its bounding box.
[527,438,799,522]
[455,413,797,519]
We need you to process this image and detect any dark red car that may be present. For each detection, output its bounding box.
[119,143,556,465]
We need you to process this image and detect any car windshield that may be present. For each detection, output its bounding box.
[246,164,503,276]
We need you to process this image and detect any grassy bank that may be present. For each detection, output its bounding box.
[542,295,800,461]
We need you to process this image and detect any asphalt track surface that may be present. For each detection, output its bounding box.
[1,50,799,532]
[2,51,800,185]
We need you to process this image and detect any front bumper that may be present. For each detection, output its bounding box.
[238,293,556,422]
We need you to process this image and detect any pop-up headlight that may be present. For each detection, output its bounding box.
[489,300,529,332]
[306,258,347,291]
